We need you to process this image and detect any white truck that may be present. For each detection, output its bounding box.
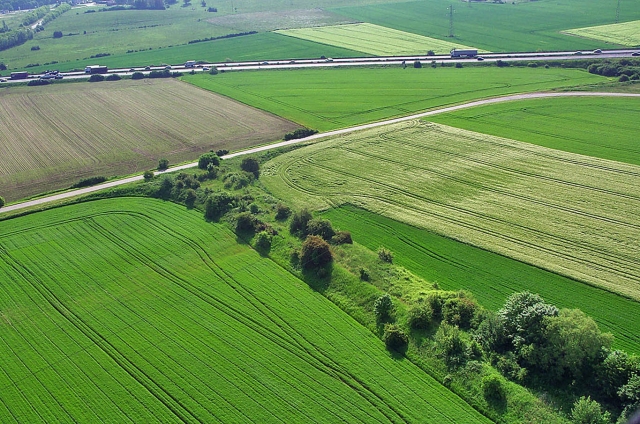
[450,49,478,58]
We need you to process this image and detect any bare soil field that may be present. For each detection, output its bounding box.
[0,79,298,202]
[207,8,357,32]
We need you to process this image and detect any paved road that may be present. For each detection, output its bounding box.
[1,91,639,214]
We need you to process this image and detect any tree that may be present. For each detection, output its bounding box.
[198,152,220,169]
[482,375,506,404]
[618,374,640,422]
[407,304,433,330]
[105,73,121,81]
[498,291,558,352]
[570,396,611,424]
[0,62,6,71]
[306,218,335,241]
[300,235,332,270]
[88,74,104,82]
[255,230,272,250]
[275,203,291,220]
[143,170,154,181]
[374,294,393,321]
[235,211,256,232]
[331,231,352,245]
[434,322,469,368]
[157,158,169,170]
[289,208,312,236]
[413,60,422,68]
[377,246,393,263]
[443,297,477,329]
[240,157,259,178]
[204,192,234,220]
[0,196,4,208]
[426,50,435,56]
[209,66,218,75]
[383,324,408,352]
[53,30,62,38]
[131,71,144,80]
[597,350,640,402]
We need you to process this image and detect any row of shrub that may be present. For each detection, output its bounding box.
[187,31,257,44]
[283,128,318,141]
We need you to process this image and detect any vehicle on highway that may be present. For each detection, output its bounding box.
[203,67,210,71]
[85,65,108,74]
[40,74,55,79]
[476,56,484,61]
[145,66,151,70]
[574,51,583,55]
[593,49,602,54]
[0,78,6,82]
[261,61,269,65]
[451,49,478,58]
[55,74,63,79]
[10,71,28,79]
[633,52,640,56]
[164,65,171,70]
[185,60,196,68]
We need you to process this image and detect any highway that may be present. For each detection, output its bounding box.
[2,48,639,84]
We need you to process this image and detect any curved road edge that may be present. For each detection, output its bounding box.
[2,91,639,214]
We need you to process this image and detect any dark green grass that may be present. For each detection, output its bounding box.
[322,205,640,354]
[332,0,640,52]
[429,96,640,165]
[0,197,490,423]
[185,66,606,131]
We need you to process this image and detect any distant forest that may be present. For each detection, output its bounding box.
[1,0,51,12]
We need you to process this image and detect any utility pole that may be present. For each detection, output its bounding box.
[448,4,454,38]
[615,0,620,23]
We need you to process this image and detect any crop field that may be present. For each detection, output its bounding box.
[0,79,298,202]
[207,8,357,32]
[429,97,640,165]
[565,20,640,47]
[185,67,606,131]
[322,206,640,354]
[261,121,640,301]
[331,0,640,52]
[276,23,481,56]
[0,197,491,423]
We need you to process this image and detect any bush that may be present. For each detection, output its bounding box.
[254,230,272,250]
[300,235,332,269]
[157,158,169,170]
[374,294,393,321]
[426,50,435,56]
[53,30,62,38]
[204,192,235,220]
[31,45,40,51]
[215,149,229,157]
[131,72,144,80]
[209,66,218,75]
[527,62,538,68]
[383,324,408,352]
[359,267,370,281]
[105,73,121,81]
[28,79,51,86]
[377,246,393,263]
[283,128,318,141]
[482,375,506,404]
[236,212,256,232]
[434,323,469,368]
[496,60,510,67]
[570,396,611,424]
[413,60,422,68]
[443,297,478,329]
[88,74,104,82]
[71,176,106,188]
[306,218,335,241]
[275,203,291,220]
[455,62,463,68]
[0,196,4,208]
[289,209,312,236]
[240,157,260,178]
[184,188,197,207]
[198,152,220,169]
[223,172,252,189]
[331,231,352,245]
[619,74,630,82]
[407,304,433,330]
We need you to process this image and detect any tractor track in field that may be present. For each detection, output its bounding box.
[1,91,639,215]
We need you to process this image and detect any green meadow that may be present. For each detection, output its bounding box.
[0,197,490,423]
[565,19,640,47]
[185,67,606,131]
[322,205,640,354]
[429,96,640,165]
[331,0,640,52]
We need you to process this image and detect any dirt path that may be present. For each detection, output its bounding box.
[2,91,639,215]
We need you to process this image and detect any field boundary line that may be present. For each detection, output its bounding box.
[2,91,639,215]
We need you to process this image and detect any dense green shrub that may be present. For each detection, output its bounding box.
[306,218,335,241]
[407,304,433,330]
[88,74,104,82]
[71,176,107,188]
[105,73,121,81]
[482,375,506,404]
[204,192,235,220]
[359,267,370,281]
[413,60,422,68]
[289,208,312,236]
[283,128,318,141]
[443,297,478,329]
[435,323,469,369]
[240,157,260,178]
[0,196,4,208]
[236,212,256,232]
[157,158,169,170]
[377,246,393,263]
[131,72,144,80]
[331,231,352,245]
[383,324,408,352]
[570,396,611,424]
[223,172,252,189]
[374,294,393,321]
[198,152,220,169]
[254,230,272,250]
[300,235,332,269]
[275,203,291,220]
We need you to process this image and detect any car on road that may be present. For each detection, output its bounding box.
[633,52,640,56]
[593,49,602,54]
[574,51,583,55]
[164,65,171,70]
[203,67,210,71]
[145,66,151,70]
[40,74,55,79]
[476,56,484,61]
[55,74,63,79]
[261,61,269,65]
[0,78,6,82]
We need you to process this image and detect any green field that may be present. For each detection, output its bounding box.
[2,32,365,74]
[276,23,481,56]
[565,19,640,47]
[0,79,298,202]
[0,197,490,423]
[261,121,640,301]
[185,67,607,131]
[322,205,640,354]
[331,0,640,52]
[428,96,640,165]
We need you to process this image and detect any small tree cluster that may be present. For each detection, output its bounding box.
[374,294,393,321]
[306,218,335,241]
[157,158,169,170]
[383,324,408,352]
[407,304,433,330]
[570,396,611,424]
[0,196,5,208]
[240,157,260,178]
[198,152,220,169]
[377,246,393,263]
[299,235,332,270]
[482,375,506,405]
[289,209,313,236]
[275,203,291,220]
[331,231,352,245]
[283,128,318,141]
